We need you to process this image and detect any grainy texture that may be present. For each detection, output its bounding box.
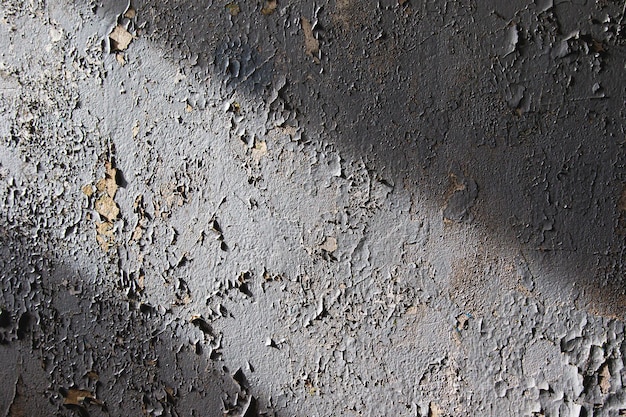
[0,0,625,416]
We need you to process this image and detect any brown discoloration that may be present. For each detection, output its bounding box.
[95,194,119,221]
[449,249,516,316]
[332,0,363,30]
[301,17,320,62]
[109,25,132,51]
[449,255,489,314]
[92,161,121,250]
[580,280,626,320]
[62,388,100,406]
[7,377,27,417]
[225,2,240,16]
[319,236,338,253]
[444,173,467,201]
[428,402,445,417]
[261,0,277,15]
[599,364,611,394]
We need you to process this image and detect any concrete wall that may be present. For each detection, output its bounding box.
[1,0,625,415]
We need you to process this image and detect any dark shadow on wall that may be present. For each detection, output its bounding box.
[0,226,270,417]
[90,2,625,312]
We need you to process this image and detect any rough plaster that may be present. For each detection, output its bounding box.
[0,0,625,416]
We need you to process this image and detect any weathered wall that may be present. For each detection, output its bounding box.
[1,0,625,416]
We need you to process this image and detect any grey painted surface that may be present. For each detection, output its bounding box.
[0,0,625,415]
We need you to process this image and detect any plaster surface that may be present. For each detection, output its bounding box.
[0,0,625,416]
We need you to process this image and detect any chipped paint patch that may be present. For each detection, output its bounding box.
[301,17,320,63]
[0,0,625,415]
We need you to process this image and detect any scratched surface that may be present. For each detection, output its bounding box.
[0,0,625,416]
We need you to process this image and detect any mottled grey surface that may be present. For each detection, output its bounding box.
[1,0,625,416]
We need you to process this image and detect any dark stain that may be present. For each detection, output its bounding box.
[116,0,626,315]
[0,227,250,416]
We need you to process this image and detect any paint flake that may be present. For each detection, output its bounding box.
[109,25,133,51]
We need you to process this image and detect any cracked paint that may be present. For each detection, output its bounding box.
[0,0,625,416]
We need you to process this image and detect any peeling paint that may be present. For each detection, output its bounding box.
[0,0,625,416]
